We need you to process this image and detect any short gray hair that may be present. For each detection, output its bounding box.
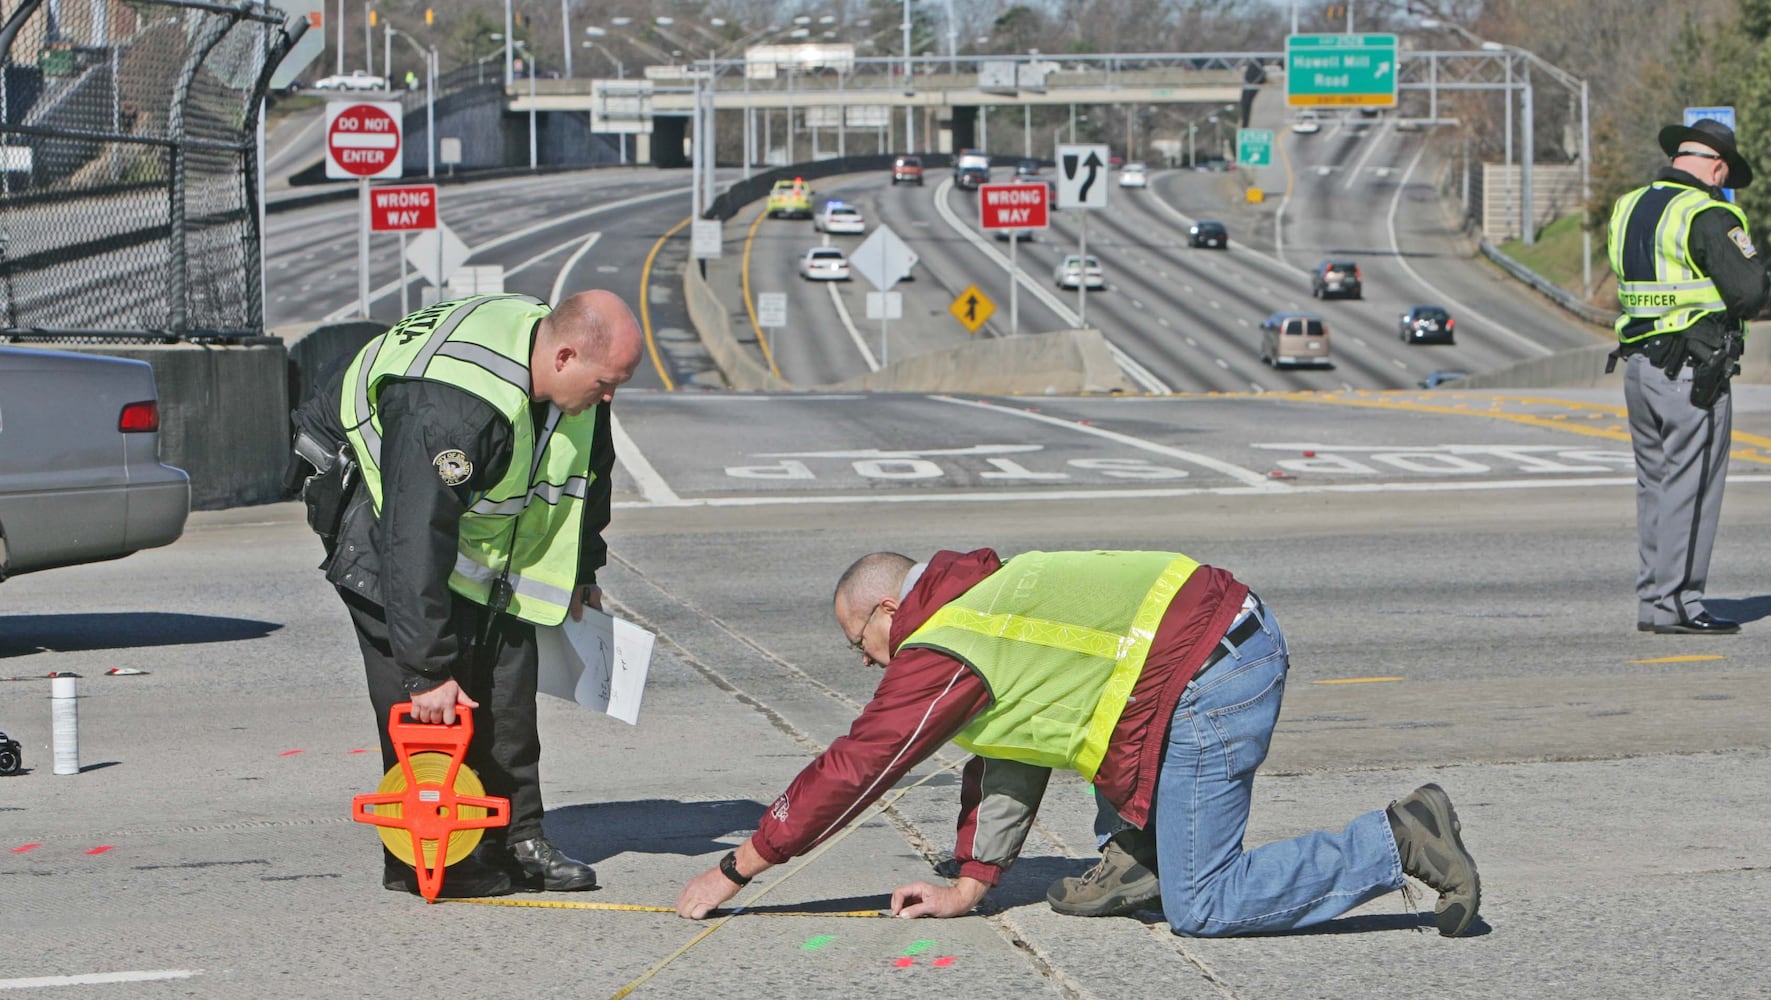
[833,552,914,609]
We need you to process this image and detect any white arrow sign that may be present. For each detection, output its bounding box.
[405,221,469,287]
[850,223,918,292]
[1056,143,1111,210]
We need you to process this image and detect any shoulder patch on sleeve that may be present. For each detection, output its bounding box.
[1729,226,1757,259]
[433,449,473,486]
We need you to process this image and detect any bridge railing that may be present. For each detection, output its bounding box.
[0,0,297,344]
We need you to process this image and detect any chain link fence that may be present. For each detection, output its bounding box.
[0,0,300,343]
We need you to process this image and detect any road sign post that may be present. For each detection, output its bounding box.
[851,224,919,364]
[979,183,1050,337]
[1285,34,1398,108]
[1056,144,1110,326]
[327,101,403,319]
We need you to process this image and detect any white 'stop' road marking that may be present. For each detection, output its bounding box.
[0,970,200,991]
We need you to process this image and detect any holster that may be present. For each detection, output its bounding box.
[1686,326,1743,410]
[289,429,358,552]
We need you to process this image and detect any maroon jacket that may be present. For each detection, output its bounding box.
[750,548,1249,885]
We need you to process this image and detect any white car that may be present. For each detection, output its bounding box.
[1118,162,1148,188]
[798,246,851,281]
[1054,254,1105,290]
[813,202,866,235]
[314,70,389,91]
[1291,111,1322,134]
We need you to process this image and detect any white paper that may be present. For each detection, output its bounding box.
[535,610,655,725]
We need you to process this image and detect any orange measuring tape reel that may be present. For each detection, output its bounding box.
[351,703,509,902]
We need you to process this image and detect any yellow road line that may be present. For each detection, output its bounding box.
[444,897,886,917]
[1312,676,1404,685]
[1267,391,1771,466]
[740,207,783,378]
[1629,654,1726,664]
[639,216,691,391]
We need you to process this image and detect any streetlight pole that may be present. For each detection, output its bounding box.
[902,0,914,153]
[504,0,514,88]
[390,27,435,178]
[561,0,573,79]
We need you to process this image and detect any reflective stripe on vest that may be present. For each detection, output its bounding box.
[1607,182,1750,343]
[902,550,1200,782]
[338,295,597,626]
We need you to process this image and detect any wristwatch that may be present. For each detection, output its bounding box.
[718,850,752,887]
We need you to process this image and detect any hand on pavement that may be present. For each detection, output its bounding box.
[676,866,740,919]
[890,877,989,919]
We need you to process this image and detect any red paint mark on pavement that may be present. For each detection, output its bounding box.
[85,845,114,855]
[10,843,41,853]
[893,958,914,968]
[933,957,956,968]
[279,749,304,757]
[348,749,370,754]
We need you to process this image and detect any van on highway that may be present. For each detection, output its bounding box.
[954,149,991,189]
[1259,312,1332,368]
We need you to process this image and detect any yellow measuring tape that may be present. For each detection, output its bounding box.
[445,897,885,918]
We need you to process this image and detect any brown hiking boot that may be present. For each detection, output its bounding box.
[1046,829,1161,917]
[1388,783,1481,936]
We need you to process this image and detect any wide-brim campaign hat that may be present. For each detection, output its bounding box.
[1659,118,1753,188]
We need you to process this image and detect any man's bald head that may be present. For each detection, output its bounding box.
[532,290,643,414]
[833,552,914,617]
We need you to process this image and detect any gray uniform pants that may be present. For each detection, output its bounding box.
[1623,352,1732,626]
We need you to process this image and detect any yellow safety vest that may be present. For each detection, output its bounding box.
[1607,181,1751,343]
[339,295,597,626]
[902,550,1201,781]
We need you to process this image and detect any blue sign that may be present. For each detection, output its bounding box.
[1684,105,1736,202]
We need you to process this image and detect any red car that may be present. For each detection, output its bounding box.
[891,155,924,186]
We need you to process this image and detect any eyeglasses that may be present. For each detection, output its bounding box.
[1676,149,1726,163]
[846,602,884,653]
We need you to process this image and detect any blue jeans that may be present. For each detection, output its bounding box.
[1154,601,1403,935]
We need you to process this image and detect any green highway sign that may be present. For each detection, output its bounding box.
[1237,128,1274,167]
[1286,33,1398,108]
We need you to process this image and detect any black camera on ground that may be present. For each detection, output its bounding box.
[0,730,22,775]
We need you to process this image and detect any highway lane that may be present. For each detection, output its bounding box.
[263,170,716,391]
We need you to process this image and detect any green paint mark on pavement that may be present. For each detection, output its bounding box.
[902,940,935,956]
[802,935,837,951]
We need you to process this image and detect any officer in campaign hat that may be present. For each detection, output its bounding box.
[1607,117,1768,634]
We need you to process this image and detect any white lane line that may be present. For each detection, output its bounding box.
[1249,381,1265,393]
[1343,119,1394,191]
[1351,336,1368,347]
[1158,316,1172,327]
[828,282,880,370]
[1209,300,1221,310]
[1391,358,1408,369]
[1142,184,1304,284]
[933,395,1279,489]
[1215,358,1230,369]
[612,475,1771,511]
[547,232,603,304]
[0,970,200,990]
[930,178,1170,393]
[1384,145,1552,356]
[324,185,691,320]
[609,412,684,506]
[1237,317,1250,326]
[1186,337,1199,347]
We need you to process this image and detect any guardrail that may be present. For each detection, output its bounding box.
[1479,237,1618,328]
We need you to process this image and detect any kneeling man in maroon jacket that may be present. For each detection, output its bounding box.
[675,548,1481,937]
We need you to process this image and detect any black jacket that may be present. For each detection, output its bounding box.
[295,355,615,690]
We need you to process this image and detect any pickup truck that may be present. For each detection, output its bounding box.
[314,70,389,91]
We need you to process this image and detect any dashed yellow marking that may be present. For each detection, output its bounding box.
[1629,654,1726,664]
[1312,676,1404,685]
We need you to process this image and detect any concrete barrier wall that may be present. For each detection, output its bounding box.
[682,262,792,390]
[1449,321,1771,390]
[278,319,390,408]
[47,342,289,509]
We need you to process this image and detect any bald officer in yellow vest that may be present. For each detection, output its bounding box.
[1607,119,1768,634]
[677,549,1484,938]
[289,291,641,898]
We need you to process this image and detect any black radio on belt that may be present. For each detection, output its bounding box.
[488,577,514,614]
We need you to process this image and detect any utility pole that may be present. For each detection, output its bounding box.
[561,0,573,78]
[902,0,914,153]
[504,0,515,88]
[336,0,345,73]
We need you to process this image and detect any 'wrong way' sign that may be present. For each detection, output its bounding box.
[370,185,437,232]
[978,182,1049,230]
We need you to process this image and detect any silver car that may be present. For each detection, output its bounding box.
[0,346,189,580]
